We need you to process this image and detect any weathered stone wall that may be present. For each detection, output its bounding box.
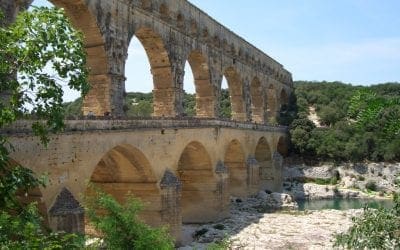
[5,122,288,240]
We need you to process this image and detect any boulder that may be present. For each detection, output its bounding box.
[258,191,298,210]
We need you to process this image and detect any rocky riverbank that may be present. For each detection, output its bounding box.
[284,161,400,200]
[179,193,362,249]
[178,162,398,249]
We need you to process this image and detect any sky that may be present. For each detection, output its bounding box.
[33,0,400,101]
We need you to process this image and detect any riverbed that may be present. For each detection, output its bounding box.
[179,196,366,249]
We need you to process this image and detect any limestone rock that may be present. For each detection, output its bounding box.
[258,191,298,210]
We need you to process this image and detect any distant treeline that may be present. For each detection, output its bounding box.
[63,89,232,118]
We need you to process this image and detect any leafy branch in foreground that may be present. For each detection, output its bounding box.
[334,194,400,249]
[0,6,89,248]
[85,188,174,250]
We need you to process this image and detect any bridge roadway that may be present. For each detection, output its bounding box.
[4,118,288,241]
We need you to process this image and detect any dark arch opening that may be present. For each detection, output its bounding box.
[178,141,216,223]
[224,139,247,197]
[87,144,161,231]
[255,137,275,191]
[250,77,264,123]
[223,67,245,121]
[277,136,289,157]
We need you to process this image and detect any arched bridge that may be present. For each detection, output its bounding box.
[3,0,293,243]
[10,0,292,122]
[5,119,289,241]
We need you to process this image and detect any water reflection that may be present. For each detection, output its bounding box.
[297,198,393,211]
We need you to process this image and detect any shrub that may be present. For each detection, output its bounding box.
[334,193,400,249]
[365,180,378,192]
[330,176,338,185]
[85,189,174,250]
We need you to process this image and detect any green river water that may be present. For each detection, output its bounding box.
[297,198,393,211]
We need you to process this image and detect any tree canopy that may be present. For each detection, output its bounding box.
[0,6,89,248]
[289,81,400,162]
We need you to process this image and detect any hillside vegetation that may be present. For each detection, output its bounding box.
[290,81,400,162]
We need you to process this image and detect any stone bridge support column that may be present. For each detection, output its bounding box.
[211,70,223,118]
[160,170,182,242]
[215,161,230,219]
[246,156,260,195]
[170,55,185,117]
[83,73,125,116]
[49,188,85,234]
[243,78,252,122]
[272,152,284,192]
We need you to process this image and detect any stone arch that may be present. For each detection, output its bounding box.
[178,141,217,223]
[277,136,289,157]
[223,67,246,121]
[255,137,275,191]
[266,83,277,122]
[280,88,289,105]
[30,0,110,116]
[224,139,247,197]
[186,50,215,118]
[87,144,161,227]
[129,27,175,117]
[250,77,264,123]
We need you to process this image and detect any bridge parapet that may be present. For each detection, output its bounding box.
[1,118,287,135]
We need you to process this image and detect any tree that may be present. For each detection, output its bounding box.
[0,6,88,248]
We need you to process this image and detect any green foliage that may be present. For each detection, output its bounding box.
[334,194,400,249]
[85,189,174,250]
[124,92,153,117]
[0,6,88,248]
[206,237,232,250]
[289,81,400,162]
[219,89,231,119]
[1,6,88,142]
[278,92,297,126]
[183,92,196,117]
[63,97,83,117]
[0,203,84,249]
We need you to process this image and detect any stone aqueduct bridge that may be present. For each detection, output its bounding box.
[15,0,292,121]
[6,119,289,241]
[4,0,294,242]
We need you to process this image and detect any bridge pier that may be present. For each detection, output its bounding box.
[215,161,230,219]
[246,156,260,195]
[49,188,85,234]
[160,170,182,242]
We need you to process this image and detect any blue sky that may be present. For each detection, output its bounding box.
[33,0,400,100]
